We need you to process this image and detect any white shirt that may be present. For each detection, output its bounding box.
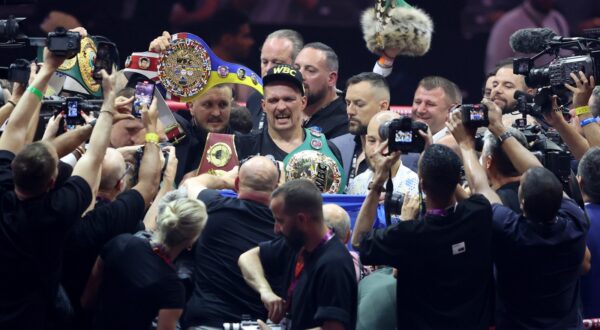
[347,164,419,196]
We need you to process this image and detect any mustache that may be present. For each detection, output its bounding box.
[207,116,223,123]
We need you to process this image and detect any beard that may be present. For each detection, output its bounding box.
[307,87,326,106]
[284,224,306,250]
[348,121,368,136]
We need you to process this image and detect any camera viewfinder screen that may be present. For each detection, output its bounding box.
[470,108,484,121]
[67,100,78,118]
[135,82,155,109]
[395,130,413,143]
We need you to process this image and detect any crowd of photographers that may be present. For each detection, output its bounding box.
[0,17,600,330]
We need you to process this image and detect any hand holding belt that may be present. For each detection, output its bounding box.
[124,51,187,145]
[157,32,263,102]
[197,133,239,176]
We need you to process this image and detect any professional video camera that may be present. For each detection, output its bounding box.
[0,16,81,57]
[511,28,600,116]
[379,116,428,154]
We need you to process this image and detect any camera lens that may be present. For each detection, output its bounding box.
[379,121,392,141]
[525,67,550,88]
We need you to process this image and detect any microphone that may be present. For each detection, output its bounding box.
[509,28,556,54]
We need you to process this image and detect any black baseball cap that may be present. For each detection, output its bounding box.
[262,64,305,95]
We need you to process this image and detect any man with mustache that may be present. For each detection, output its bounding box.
[236,65,342,170]
[172,85,234,183]
[148,32,235,184]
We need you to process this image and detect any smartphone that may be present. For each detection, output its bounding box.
[133,81,155,118]
[65,98,83,126]
[92,42,116,82]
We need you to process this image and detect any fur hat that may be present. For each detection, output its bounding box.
[361,3,433,57]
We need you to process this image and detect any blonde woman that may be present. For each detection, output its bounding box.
[82,198,207,330]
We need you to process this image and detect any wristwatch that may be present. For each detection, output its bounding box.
[367,181,385,193]
[498,130,513,144]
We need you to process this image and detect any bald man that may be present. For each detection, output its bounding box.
[323,203,371,283]
[180,156,282,329]
[347,111,419,198]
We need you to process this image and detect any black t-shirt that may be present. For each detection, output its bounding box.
[304,97,349,140]
[62,189,146,327]
[359,194,494,329]
[93,234,185,330]
[0,150,92,329]
[173,112,233,184]
[235,128,343,163]
[183,189,278,327]
[260,235,357,330]
[491,199,588,329]
[495,181,521,213]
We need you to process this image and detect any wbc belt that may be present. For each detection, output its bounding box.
[156,32,263,102]
[124,52,187,145]
[283,128,346,194]
[197,133,239,176]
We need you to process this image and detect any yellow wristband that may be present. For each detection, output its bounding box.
[26,86,43,101]
[575,105,591,116]
[145,133,159,144]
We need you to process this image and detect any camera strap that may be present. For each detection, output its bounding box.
[384,169,394,226]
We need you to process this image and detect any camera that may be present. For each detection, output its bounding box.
[379,117,428,153]
[514,54,600,89]
[460,104,489,128]
[0,16,26,42]
[46,28,81,58]
[6,58,30,84]
[132,142,172,185]
[384,192,405,217]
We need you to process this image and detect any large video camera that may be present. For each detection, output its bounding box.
[0,16,81,58]
[512,30,600,116]
[379,116,428,154]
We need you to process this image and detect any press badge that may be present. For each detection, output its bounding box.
[452,242,466,255]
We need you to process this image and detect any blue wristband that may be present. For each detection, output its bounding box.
[580,117,599,127]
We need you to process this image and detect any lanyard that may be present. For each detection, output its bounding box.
[285,230,334,312]
[151,242,173,266]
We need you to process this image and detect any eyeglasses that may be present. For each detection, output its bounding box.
[239,154,281,181]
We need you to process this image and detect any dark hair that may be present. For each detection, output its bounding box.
[417,76,462,104]
[578,147,600,203]
[482,128,528,177]
[346,72,390,92]
[271,179,323,220]
[11,142,57,196]
[229,105,253,134]
[521,167,563,223]
[207,9,250,45]
[303,42,339,71]
[419,144,461,200]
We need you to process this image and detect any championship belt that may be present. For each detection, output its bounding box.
[156,32,263,102]
[361,0,433,57]
[197,133,239,176]
[123,51,187,145]
[283,128,346,194]
[38,36,102,97]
